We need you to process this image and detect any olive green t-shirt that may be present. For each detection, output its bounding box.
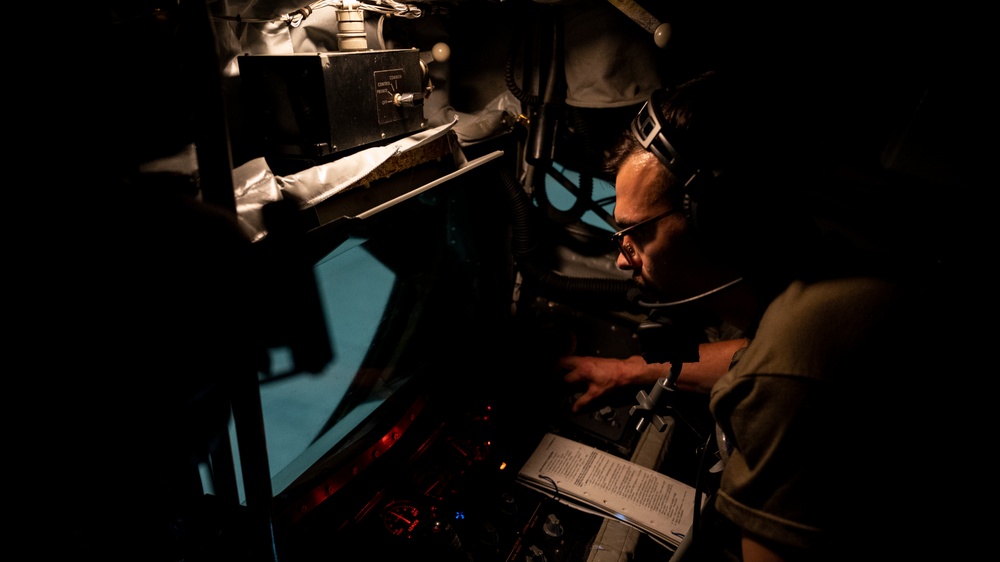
[708,277,914,558]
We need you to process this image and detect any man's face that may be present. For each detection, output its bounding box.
[613,151,720,303]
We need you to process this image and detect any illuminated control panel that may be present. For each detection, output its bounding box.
[276,397,611,562]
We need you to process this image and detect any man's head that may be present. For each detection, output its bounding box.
[607,71,810,306]
[609,142,742,305]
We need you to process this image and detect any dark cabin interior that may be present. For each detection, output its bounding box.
[26,1,983,561]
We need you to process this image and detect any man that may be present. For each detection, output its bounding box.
[569,71,943,561]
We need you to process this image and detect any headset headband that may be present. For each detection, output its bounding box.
[630,89,701,188]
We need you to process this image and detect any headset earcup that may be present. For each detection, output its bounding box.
[681,169,717,236]
[683,191,700,232]
[682,173,741,256]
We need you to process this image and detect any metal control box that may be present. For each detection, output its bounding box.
[237,49,426,165]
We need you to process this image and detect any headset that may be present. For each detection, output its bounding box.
[630,87,726,234]
[628,85,744,309]
[630,278,743,308]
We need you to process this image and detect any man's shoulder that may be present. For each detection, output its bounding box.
[779,276,901,307]
[731,277,912,381]
[761,277,903,338]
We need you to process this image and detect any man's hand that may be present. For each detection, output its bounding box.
[558,355,655,413]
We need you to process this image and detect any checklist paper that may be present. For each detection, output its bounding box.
[517,432,702,549]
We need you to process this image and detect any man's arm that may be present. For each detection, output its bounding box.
[560,338,748,412]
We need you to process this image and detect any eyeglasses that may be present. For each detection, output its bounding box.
[611,209,678,266]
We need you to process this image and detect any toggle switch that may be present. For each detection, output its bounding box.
[393,92,424,107]
[525,544,547,562]
[542,513,564,537]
